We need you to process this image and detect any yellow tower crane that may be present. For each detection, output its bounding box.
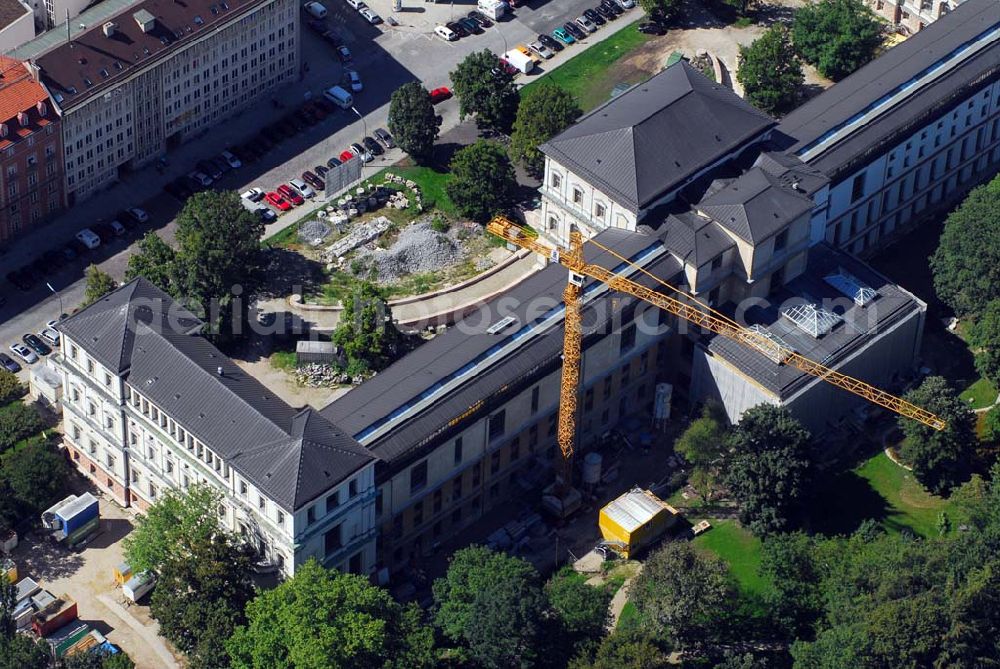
[486,216,945,504]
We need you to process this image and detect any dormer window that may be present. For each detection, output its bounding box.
[35,101,47,117]
[774,229,788,252]
[16,112,28,127]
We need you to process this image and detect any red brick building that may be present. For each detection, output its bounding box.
[0,56,63,245]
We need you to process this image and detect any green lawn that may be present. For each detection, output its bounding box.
[693,520,772,601]
[960,376,997,409]
[521,22,654,111]
[388,165,457,218]
[616,601,639,631]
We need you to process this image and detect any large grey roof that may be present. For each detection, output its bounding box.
[696,168,815,244]
[60,279,374,511]
[705,245,922,397]
[321,228,682,472]
[540,62,775,213]
[753,151,830,196]
[777,0,1000,177]
[658,211,735,269]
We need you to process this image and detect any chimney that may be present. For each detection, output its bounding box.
[217,366,224,376]
[102,21,116,37]
[133,9,156,33]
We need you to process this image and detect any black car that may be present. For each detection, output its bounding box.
[468,10,493,27]
[67,238,89,256]
[601,0,623,15]
[327,157,342,169]
[118,209,141,229]
[22,334,51,357]
[362,136,384,156]
[446,21,469,37]
[458,17,483,34]
[165,178,191,200]
[42,249,65,270]
[315,164,330,177]
[538,33,563,51]
[594,4,616,20]
[210,156,232,174]
[303,170,325,190]
[583,8,605,25]
[93,223,115,244]
[305,17,326,33]
[637,21,666,34]
[61,244,78,262]
[196,159,223,180]
[0,353,20,374]
[564,21,587,40]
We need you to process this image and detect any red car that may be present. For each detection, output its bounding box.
[339,149,356,162]
[265,192,291,211]
[429,86,452,104]
[277,184,305,206]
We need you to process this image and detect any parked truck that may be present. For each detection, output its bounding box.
[41,494,100,548]
[502,49,535,74]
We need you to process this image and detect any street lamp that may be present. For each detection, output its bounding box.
[46,282,63,320]
[350,105,368,181]
[493,23,508,55]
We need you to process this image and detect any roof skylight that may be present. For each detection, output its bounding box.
[782,304,842,338]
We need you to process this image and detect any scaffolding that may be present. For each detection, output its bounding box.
[782,303,843,338]
[747,325,795,363]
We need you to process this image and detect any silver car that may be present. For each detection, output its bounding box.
[529,41,554,59]
[9,342,38,364]
[575,15,597,32]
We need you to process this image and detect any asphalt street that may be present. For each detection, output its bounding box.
[0,0,642,380]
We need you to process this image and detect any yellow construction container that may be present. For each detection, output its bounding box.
[112,562,132,587]
[599,488,679,559]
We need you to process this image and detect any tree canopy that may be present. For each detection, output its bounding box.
[332,280,403,375]
[673,402,728,502]
[445,141,519,223]
[227,560,434,669]
[638,0,681,21]
[724,405,814,536]
[968,299,1000,387]
[898,376,976,495]
[122,484,225,573]
[738,25,804,115]
[125,232,179,294]
[387,82,441,165]
[510,84,581,176]
[0,371,23,405]
[792,0,884,80]
[83,264,118,306]
[450,50,520,132]
[930,175,1000,318]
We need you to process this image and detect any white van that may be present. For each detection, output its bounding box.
[434,25,458,41]
[323,85,354,109]
[75,228,100,250]
[303,1,328,18]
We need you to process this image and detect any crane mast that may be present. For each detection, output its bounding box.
[487,216,945,435]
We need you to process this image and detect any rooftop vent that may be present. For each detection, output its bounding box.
[782,303,842,338]
[193,14,203,24]
[133,9,156,33]
[486,315,517,335]
[217,366,224,376]
[824,270,877,307]
[102,21,116,37]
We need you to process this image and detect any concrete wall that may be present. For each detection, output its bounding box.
[0,3,34,54]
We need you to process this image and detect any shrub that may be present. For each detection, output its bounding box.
[0,403,44,453]
[0,370,25,405]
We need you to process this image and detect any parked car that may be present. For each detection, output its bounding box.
[337,45,352,63]
[265,192,291,211]
[637,21,666,34]
[343,69,363,93]
[241,187,266,202]
[345,0,364,8]
[594,4,616,20]
[92,223,115,244]
[277,184,305,205]
[196,159,223,180]
[602,0,624,13]
[538,33,563,51]
[108,220,126,236]
[315,164,330,177]
[529,41,554,59]
[430,86,452,104]
[468,10,493,27]
[350,142,373,163]
[329,156,345,167]
[75,228,101,250]
[5,270,30,291]
[303,171,325,190]
[359,7,382,23]
[362,136,384,156]
[446,21,469,37]
[374,127,395,149]
[22,334,51,357]
[221,149,242,169]
[61,245,78,262]
[9,342,38,364]
[188,170,213,187]
[39,327,60,347]
[616,0,635,8]
[434,24,458,41]
[459,17,483,34]
[553,27,576,44]
[66,239,89,257]
[303,0,328,18]
[339,149,355,162]
[0,353,20,373]
[563,22,587,40]
[257,207,277,223]
[289,178,316,199]
[583,8,605,25]
[575,15,597,32]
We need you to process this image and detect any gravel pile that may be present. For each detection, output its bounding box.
[298,220,332,246]
[355,221,465,282]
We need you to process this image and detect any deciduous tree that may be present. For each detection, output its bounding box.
[450,50,520,132]
[332,281,402,374]
[967,299,1000,388]
[387,82,441,165]
[792,0,884,80]
[545,569,612,658]
[510,84,581,176]
[931,175,1000,318]
[673,402,728,501]
[227,560,434,669]
[2,440,70,517]
[83,264,118,306]
[125,232,179,296]
[638,0,681,21]
[724,405,813,535]
[898,376,976,495]
[445,141,518,223]
[738,25,804,115]
[0,371,23,405]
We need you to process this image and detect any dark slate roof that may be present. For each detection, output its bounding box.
[753,151,830,196]
[659,211,735,269]
[321,228,683,471]
[705,244,922,398]
[696,168,814,244]
[540,61,775,213]
[61,278,375,511]
[777,0,1000,177]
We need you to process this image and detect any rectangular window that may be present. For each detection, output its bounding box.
[324,525,342,554]
[619,323,636,354]
[327,491,339,512]
[491,451,501,474]
[410,460,428,494]
[454,438,463,465]
[488,410,506,441]
[349,479,358,498]
[850,173,865,202]
[550,172,561,188]
[773,229,788,251]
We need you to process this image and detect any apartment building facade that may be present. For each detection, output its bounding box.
[17,0,298,203]
[55,279,377,578]
[0,55,63,244]
[869,0,965,33]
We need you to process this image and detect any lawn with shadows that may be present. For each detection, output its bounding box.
[693,520,773,604]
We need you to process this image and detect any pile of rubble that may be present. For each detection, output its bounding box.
[354,218,466,282]
[298,220,332,247]
[324,216,392,259]
[293,363,366,387]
